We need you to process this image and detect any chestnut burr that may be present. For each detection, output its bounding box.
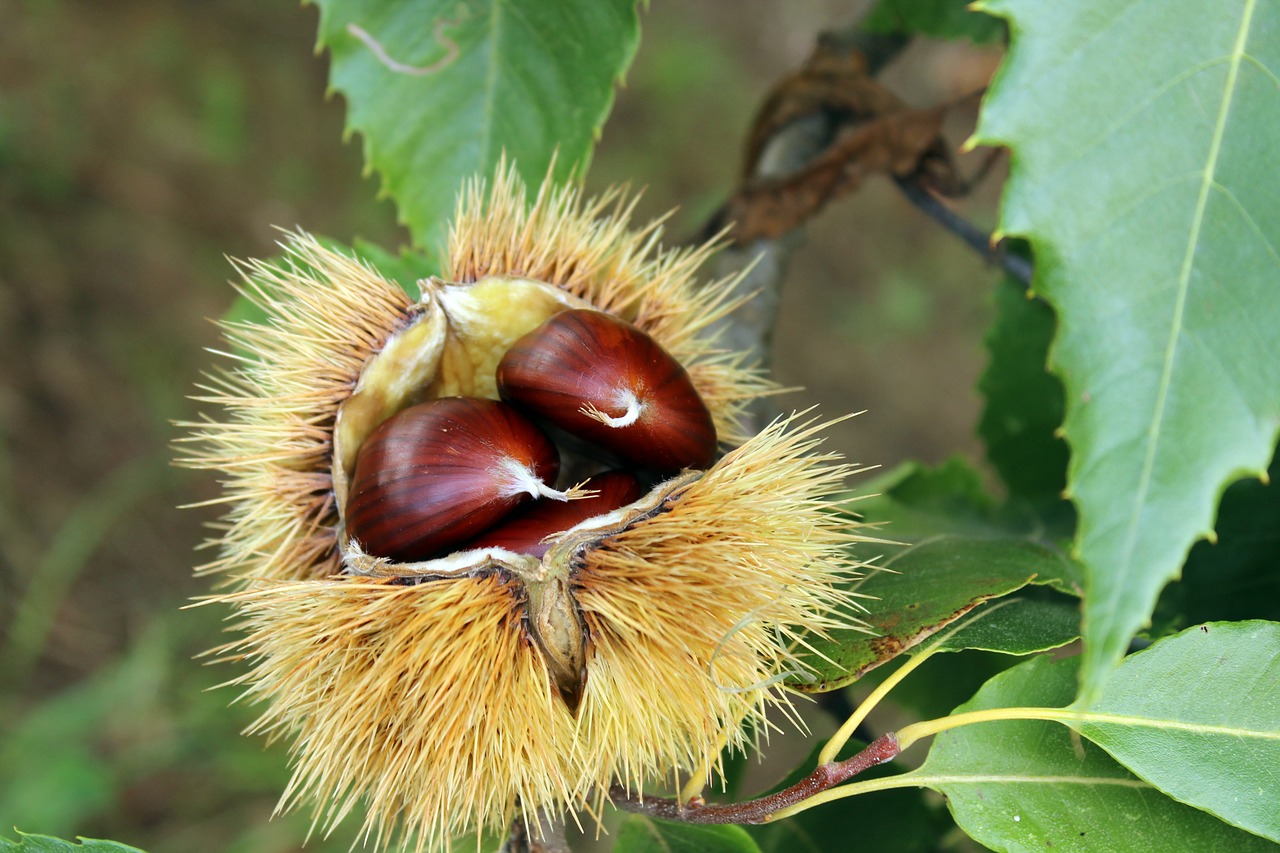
[497,309,717,472]
[345,397,573,562]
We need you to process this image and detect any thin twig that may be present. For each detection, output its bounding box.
[610,733,900,824]
[347,15,464,77]
[893,176,1033,286]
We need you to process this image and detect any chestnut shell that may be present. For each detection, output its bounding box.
[465,470,644,558]
[497,309,717,472]
[345,397,560,562]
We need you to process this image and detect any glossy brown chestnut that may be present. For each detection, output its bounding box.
[465,470,644,558]
[496,309,717,472]
[345,397,570,562]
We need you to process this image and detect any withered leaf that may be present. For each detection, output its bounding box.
[726,38,967,243]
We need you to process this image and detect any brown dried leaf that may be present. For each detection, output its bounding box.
[726,38,965,242]
[730,106,951,242]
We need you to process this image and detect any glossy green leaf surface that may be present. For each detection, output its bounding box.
[313,0,641,248]
[836,597,1079,724]
[975,0,1280,701]
[855,459,1083,594]
[929,596,1079,657]
[795,461,1080,692]
[794,537,1067,692]
[1077,620,1280,841]
[613,817,762,853]
[903,655,1277,852]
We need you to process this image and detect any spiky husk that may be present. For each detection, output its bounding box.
[180,166,771,587]
[182,242,413,583]
[221,415,860,851]
[182,165,868,851]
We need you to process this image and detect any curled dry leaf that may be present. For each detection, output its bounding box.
[722,38,970,242]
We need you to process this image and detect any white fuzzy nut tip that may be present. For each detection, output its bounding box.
[495,458,595,502]
[580,390,643,429]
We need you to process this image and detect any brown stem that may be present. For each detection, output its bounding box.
[610,732,900,825]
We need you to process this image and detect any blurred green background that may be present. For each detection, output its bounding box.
[0,1,1001,849]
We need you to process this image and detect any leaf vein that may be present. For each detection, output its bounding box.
[1209,180,1280,266]
[1241,52,1280,90]
[1106,0,1258,628]
[1076,711,1280,739]
[927,773,1151,788]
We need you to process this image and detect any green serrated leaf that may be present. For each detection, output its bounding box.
[797,460,1083,691]
[613,817,762,853]
[312,0,641,249]
[849,597,1080,721]
[1076,620,1280,842]
[900,655,1277,852]
[0,833,146,853]
[975,0,1280,702]
[794,537,1074,692]
[931,596,1080,656]
[978,275,1072,520]
[862,0,1005,43]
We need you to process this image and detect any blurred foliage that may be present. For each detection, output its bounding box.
[0,834,147,852]
[863,0,1005,44]
[0,1,396,850]
[0,605,361,852]
[313,0,641,249]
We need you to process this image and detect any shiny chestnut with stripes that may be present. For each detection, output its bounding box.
[498,309,717,472]
[345,311,718,563]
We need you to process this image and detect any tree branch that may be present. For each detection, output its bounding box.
[610,733,900,825]
[501,811,570,853]
[706,27,911,434]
